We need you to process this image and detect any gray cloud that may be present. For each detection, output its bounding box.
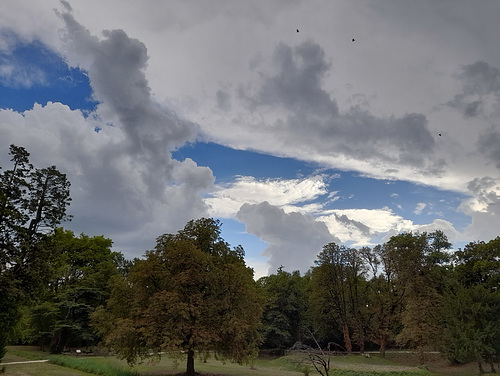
[462,176,500,242]
[216,89,232,112]
[60,12,200,195]
[460,61,500,96]
[250,42,338,117]
[334,213,371,238]
[237,201,339,273]
[448,61,500,117]
[467,176,498,201]
[239,40,437,172]
[478,129,500,169]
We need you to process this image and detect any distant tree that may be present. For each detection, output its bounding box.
[258,267,309,350]
[0,145,71,360]
[92,218,264,376]
[383,231,451,363]
[362,244,404,357]
[26,228,119,353]
[310,243,367,353]
[442,238,500,373]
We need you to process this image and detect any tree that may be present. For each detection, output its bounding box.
[92,218,264,376]
[383,231,451,363]
[26,228,120,353]
[361,245,404,357]
[258,268,309,350]
[0,145,71,360]
[442,238,500,373]
[309,243,368,353]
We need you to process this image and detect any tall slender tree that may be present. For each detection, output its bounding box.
[310,243,367,353]
[0,145,71,360]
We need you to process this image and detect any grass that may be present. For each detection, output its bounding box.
[3,347,136,376]
[2,347,440,376]
[47,356,139,376]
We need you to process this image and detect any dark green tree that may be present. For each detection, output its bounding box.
[258,267,309,350]
[92,218,264,376]
[383,231,451,363]
[27,228,119,353]
[0,145,71,360]
[310,243,368,353]
[442,237,500,373]
[362,244,405,357]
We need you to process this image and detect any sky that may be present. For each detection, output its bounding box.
[1,1,500,278]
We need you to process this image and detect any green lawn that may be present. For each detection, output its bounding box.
[2,350,94,376]
[2,347,433,376]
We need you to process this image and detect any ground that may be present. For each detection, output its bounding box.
[0,347,488,376]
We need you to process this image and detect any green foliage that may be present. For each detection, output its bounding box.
[382,232,451,362]
[27,228,120,353]
[441,237,500,372]
[91,218,264,376]
[310,243,368,353]
[0,145,71,361]
[258,268,309,349]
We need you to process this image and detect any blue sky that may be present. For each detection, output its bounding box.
[2,1,500,277]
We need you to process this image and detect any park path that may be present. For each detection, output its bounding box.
[1,359,49,365]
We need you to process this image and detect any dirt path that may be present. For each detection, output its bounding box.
[1,360,49,365]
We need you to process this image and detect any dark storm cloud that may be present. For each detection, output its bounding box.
[448,61,500,117]
[241,40,437,171]
[237,201,339,273]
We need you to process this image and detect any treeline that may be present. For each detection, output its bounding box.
[259,233,500,374]
[1,145,500,375]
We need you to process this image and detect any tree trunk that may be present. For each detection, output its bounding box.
[477,359,484,374]
[379,333,387,358]
[357,326,365,354]
[489,357,496,373]
[186,349,195,376]
[342,323,352,353]
[418,346,425,365]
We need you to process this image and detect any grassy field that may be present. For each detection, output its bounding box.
[1,346,477,376]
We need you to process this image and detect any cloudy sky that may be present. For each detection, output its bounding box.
[2,0,500,277]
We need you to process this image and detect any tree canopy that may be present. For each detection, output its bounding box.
[0,145,71,359]
[91,218,264,376]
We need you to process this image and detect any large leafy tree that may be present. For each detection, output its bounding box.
[28,228,120,353]
[362,245,405,357]
[92,218,263,376]
[258,268,309,350]
[382,231,451,363]
[0,145,71,360]
[442,237,500,373]
[309,243,368,353]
